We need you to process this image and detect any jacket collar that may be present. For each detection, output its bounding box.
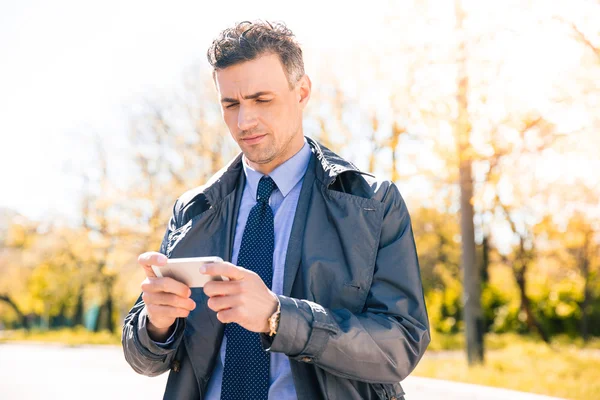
[306,136,363,187]
[202,136,362,206]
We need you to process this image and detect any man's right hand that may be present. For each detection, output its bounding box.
[138,252,196,342]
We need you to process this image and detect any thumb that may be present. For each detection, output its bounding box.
[138,252,168,278]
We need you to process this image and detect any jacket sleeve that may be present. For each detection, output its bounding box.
[261,182,430,384]
[121,202,187,377]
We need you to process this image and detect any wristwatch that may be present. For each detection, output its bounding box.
[268,297,281,337]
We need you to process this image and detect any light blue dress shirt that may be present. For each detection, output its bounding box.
[157,139,311,399]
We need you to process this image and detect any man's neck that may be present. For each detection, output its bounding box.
[244,135,305,175]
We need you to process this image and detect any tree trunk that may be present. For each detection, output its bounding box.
[390,122,404,183]
[51,303,68,328]
[482,235,490,284]
[459,159,485,364]
[580,248,591,341]
[514,262,550,343]
[0,294,29,330]
[455,0,484,365]
[93,305,102,332]
[96,276,116,333]
[73,288,84,327]
[105,284,115,333]
[581,280,591,341]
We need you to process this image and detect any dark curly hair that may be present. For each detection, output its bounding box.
[207,20,305,88]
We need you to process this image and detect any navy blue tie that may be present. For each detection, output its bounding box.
[221,176,276,400]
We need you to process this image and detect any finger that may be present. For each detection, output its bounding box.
[216,308,238,324]
[203,280,241,297]
[201,262,246,281]
[147,304,191,319]
[138,252,168,278]
[142,277,191,298]
[142,292,196,311]
[207,294,241,313]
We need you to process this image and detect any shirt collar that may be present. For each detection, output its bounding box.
[242,138,311,199]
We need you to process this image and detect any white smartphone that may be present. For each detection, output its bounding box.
[151,256,229,288]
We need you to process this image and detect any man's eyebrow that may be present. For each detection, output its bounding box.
[220,91,275,103]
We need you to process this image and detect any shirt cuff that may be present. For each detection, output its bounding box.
[151,320,179,347]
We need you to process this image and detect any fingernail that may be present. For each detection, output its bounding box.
[157,254,167,263]
[199,265,206,273]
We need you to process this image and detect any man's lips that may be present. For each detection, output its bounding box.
[241,134,267,144]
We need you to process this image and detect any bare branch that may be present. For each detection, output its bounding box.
[554,15,600,62]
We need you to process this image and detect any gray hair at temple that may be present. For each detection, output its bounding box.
[206,20,305,89]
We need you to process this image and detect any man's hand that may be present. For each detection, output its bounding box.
[138,252,196,341]
[202,262,278,333]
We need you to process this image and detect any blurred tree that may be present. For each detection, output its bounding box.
[412,206,463,334]
[452,0,485,364]
[0,294,28,329]
[0,216,94,330]
[124,69,238,250]
[497,208,552,343]
[0,216,39,329]
[79,138,123,333]
[563,212,600,340]
[555,1,600,63]
[412,207,462,292]
[374,0,589,360]
[486,114,558,343]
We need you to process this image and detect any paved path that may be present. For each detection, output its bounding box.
[0,343,563,399]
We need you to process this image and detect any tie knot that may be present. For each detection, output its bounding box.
[256,176,275,203]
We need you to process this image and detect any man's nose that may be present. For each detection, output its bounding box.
[237,105,258,131]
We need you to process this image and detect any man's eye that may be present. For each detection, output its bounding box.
[226,103,239,109]
[257,99,271,104]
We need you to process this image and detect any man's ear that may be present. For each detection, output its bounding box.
[297,74,312,110]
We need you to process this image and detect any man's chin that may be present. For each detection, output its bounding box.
[244,151,277,166]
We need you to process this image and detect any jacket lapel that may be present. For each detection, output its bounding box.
[282,153,316,297]
[226,170,245,262]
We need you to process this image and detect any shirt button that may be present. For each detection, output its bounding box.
[301,356,312,363]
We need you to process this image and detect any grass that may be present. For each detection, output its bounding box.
[415,332,600,400]
[427,331,600,352]
[0,327,121,346]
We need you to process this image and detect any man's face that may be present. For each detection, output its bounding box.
[215,53,310,172]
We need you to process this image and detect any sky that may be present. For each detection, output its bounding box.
[0,0,387,222]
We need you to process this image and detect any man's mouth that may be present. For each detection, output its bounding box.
[241,134,267,145]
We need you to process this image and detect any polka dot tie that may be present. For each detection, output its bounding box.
[221,176,276,400]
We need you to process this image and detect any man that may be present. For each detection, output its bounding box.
[122,20,430,400]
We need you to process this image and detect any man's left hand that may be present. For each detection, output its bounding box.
[201,262,278,333]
